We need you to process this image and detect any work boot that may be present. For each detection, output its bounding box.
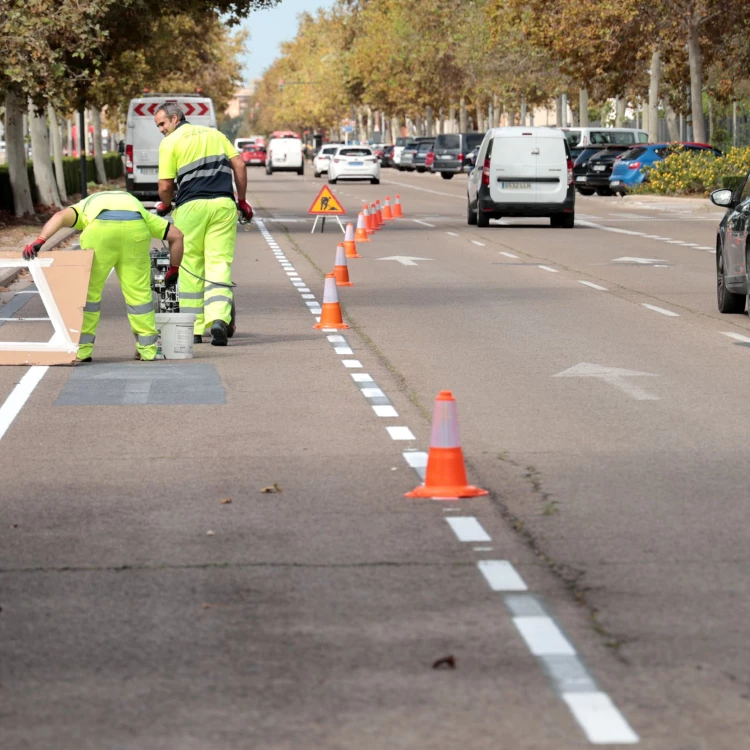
[210,319,228,347]
[194,334,203,344]
[75,356,92,364]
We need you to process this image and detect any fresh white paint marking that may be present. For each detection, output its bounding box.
[641,303,679,317]
[372,405,399,417]
[342,360,362,368]
[403,450,428,471]
[554,362,659,401]
[361,387,385,399]
[499,251,518,259]
[473,547,494,552]
[334,346,353,355]
[0,366,48,441]
[722,332,750,343]
[477,560,528,591]
[539,265,558,273]
[471,240,486,247]
[412,219,436,227]
[562,693,640,744]
[351,373,374,383]
[387,426,415,440]
[301,294,315,299]
[377,256,432,266]
[446,517,492,543]
[327,335,346,343]
[513,616,576,656]
[578,281,608,291]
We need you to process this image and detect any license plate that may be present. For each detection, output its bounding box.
[501,182,531,189]
[439,154,452,160]
[250,159,261,164]
[593,165,606,171]
[349,161,363,166]
[576,176,587,182]
[610,180,621,186]
[140,167,158,175]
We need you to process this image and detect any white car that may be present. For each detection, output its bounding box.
[328,146,380,185]
[313,143,342,177]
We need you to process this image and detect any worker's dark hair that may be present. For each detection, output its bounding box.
[156,102,186,122]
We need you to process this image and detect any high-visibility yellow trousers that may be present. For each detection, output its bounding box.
[78,219,158,361]
[172,197,237,335]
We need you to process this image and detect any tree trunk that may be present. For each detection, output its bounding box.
[438,107,444,134]
[708,94,713,142]
[579,88,589,127]
[686,16,706,143]
[366,107,373,142]
[474,100,483,132]
[459,97,467,132]
[492,94,499,128]
[615,96,626,127]
[449,104,456,133]
[48,105,68,202]
[90,106,107,185]
[520,95,527,126]
[648,46,661,142]
[555,95,563,127]
[426,105,434,137]
[663,95,679,140]
[28,101,62,209]
[5,90,35,217]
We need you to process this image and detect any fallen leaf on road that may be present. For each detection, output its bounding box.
[432,655,456,669]
[201,603,217,609]
[220,497,232,504]
[260,483,282,493]
[206,530,215,536]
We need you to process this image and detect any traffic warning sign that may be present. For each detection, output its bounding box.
[308,186,346,215]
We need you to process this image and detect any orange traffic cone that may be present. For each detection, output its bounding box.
[375,200,385,227]
[393,194,404,218]
[333,243,353,286]
[363,203,375,234]
[382,196,394,221]
[314,274,349,330]
[406,391,488,499]
[370,202,382,230]
[354,212,371,243]
[344,222,361,257]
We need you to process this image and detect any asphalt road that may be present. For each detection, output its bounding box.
[1,166,748,749]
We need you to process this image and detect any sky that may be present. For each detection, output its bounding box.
[239,0,338,84]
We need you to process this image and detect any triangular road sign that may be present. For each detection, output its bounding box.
[308,186,346,215]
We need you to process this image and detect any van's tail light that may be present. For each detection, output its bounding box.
[481,158,491,186]
[567,157,573,185]
[457,153,463,162]
[426,152,434,166]
[628,161,641,170]
[125,144,133,174]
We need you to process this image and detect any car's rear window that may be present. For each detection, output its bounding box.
[435,135,460,149]
[417,142,433,152]
[322,147,338,155]
[620,147,648,161]
[465,134,484,150]
[395,138,414,147]
[340,148,372,157]
[589,131,637,145]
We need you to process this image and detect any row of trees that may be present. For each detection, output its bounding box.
[1,0,277,217]
[244,0,750,147]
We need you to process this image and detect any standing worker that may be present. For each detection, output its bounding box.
[154,102,253,346]
[22,191,184,362]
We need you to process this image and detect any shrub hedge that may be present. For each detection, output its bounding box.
[0,153,123,213]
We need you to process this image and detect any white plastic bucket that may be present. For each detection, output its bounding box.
[154,313,196,359]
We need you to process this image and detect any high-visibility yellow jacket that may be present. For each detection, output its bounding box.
[70,190,169,238]
[158,122,239,208]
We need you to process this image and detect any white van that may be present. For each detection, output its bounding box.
[125,93,216,202]
[467,127,575,228]
[266,137,304,175]
[560,127,648,149]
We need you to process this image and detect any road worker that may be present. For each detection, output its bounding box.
[154,102,253,346]
[22,191,184,362]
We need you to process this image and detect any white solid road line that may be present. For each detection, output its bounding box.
[445,516,492,543]
[641,303,679,317]
[513,616,576,656]
[0,366,48,441]
[562,693,640,745]
[578,281,608,291]
[538,265,558,273]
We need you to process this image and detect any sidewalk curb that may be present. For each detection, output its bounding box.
[0,228,78,289]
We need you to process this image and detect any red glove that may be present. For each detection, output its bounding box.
[155,201,172,217]
[22,236,46,260]
[237,199,253,222]
[164,266,179,287]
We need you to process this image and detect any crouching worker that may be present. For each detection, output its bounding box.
[23,191,184,362]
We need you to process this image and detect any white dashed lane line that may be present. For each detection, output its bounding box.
[445,516,492,543]
[641,303,679,317]
[471,240,485,247]
[538,265,558,273]
[722,332,750,343]
[412,219,436,228]
[499,251,519,259]
[445,231,459,237]
[579,281,608,291]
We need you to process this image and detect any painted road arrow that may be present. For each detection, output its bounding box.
[553,362,660,401]
[376,256,432,266]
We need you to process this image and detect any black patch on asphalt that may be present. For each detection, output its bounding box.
[54,362,226,406]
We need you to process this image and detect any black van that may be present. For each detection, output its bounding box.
[431,132,485,179]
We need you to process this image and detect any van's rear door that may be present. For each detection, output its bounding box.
[535,130,568,204]
[489,131,537,204]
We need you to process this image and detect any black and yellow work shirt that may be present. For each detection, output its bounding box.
[158,122,239,208]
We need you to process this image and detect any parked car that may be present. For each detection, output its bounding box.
[398,143,419,171]
[466,145,480,169]
[467,127,574,228]
[392,136,415,166]
[313,143,342,177]
[241,144,266,167]
[431,132,486,179]
[609,142,722,194]
[328,145,380,184]
[380,145,395,168]
[580,144,633,195]
[572,147,605,195]
[560,127,649,149]
[711,174,750,313]
[413,141,435,172]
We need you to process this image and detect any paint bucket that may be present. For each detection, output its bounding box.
[154,312,195,359]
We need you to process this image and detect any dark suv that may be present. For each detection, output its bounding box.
[431,132,485,179]
[583,145,633,195]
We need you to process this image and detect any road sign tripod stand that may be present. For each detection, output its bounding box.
[310,214,346,234]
